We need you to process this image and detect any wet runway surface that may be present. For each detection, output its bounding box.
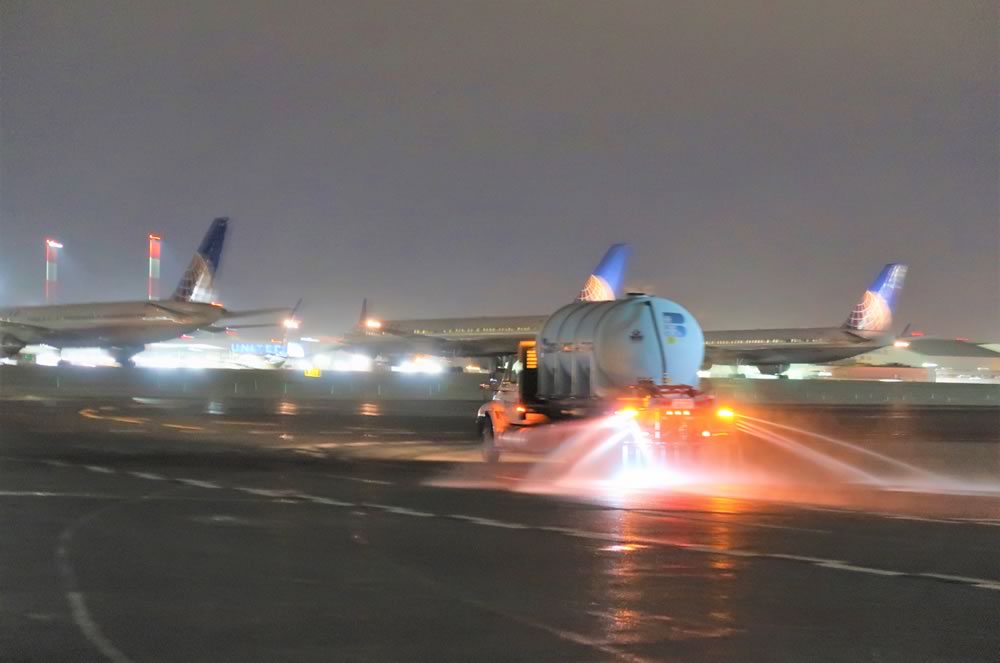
[1,397,998,662]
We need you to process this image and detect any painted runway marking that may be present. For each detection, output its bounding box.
[38,458,1000,594]
[176,478,221,490]
[369,505,435,517]
[767,553,846,564]
[78,408,146,425]
[797,504,1000,528]
[292,449,325,458]
[447,514,533,529]
[919,573,1000,591]
[218,421,278,427]
[303,495,355,507]
[129,471,166,481]
[634,509,831,534]
[56,496,143,663]
[325,473,394,486]
[815,561,905,576]
[65,592,134,663]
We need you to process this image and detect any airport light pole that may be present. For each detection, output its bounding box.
[148,233,161,300]
[45,238,63,303]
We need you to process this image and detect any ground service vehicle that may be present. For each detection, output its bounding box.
[477,294,736,462]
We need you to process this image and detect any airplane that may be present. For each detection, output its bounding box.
[702,263,909,375]
[341,243,632,358]
[0,217,290,366]
[342,259,907,376]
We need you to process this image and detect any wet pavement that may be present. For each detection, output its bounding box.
[0,397,997,662]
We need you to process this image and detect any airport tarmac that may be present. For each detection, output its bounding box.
[0,397,997,662]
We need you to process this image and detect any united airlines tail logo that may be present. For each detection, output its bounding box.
[846,290,892,331]
[845,264,907,332]
[173,255,214,303]
[579,274,615,302]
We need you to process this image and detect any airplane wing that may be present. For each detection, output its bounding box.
[146,302,192,321]
[0,319,57,344]
[200,323,283,333]
[221,307,293,320]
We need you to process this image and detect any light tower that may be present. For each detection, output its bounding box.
[45,238,63,303]
[147,234,161,300]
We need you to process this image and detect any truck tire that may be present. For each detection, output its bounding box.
[480,417,501,464]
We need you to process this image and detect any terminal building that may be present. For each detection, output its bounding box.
[834,338,1000,383]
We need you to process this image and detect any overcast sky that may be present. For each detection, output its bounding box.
[2,1,997,338]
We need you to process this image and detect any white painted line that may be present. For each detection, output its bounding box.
[364,503,435,517]
[292,449,325,457]
[57,505,137,663]
[815,561,904,576]
[218,421,278,427]
[919,573,1000,590]
[84,465,115,475]
[129,472,166,481]
[799,504,1000,528]
[536,525,582,535]
[66,592,134,663]
[326,474,394,486]
[768,553,847,564]
[234,487,301,498]
[57,463,998,595]
[706,547,761,558]
[447,515,532,529]
[303,495,355,507]
[176,478,221,490]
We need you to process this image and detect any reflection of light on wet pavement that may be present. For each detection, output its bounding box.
[276,401,299,416]
[357,402,381,417]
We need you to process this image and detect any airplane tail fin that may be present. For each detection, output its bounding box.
[843,263,908,332]
[577,243,631,302]
[172,217,229,303]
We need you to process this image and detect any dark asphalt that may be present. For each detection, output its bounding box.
[1,398,998,662]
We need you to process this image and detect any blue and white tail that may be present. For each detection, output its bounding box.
[844,263,907,332]
[577,243,631,302]
[172,217,229,303]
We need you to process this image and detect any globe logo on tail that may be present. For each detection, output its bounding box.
[844,263,907,332]
[578,274,615,302]
[847,290,892,331]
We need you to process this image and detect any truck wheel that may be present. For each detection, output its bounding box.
[480,417,501,463]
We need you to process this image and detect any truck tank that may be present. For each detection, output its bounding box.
[536,294,704,399]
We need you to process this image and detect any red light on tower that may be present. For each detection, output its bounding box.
[45,238,63,303]
[148,233,161,300]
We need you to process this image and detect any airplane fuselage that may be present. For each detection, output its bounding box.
[345,317,893,368]
[703,326,890,367]
[0,300,227,349]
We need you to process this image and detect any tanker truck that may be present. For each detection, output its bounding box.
[477,294,736,462]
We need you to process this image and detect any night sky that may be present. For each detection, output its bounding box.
[2,1,996,338]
